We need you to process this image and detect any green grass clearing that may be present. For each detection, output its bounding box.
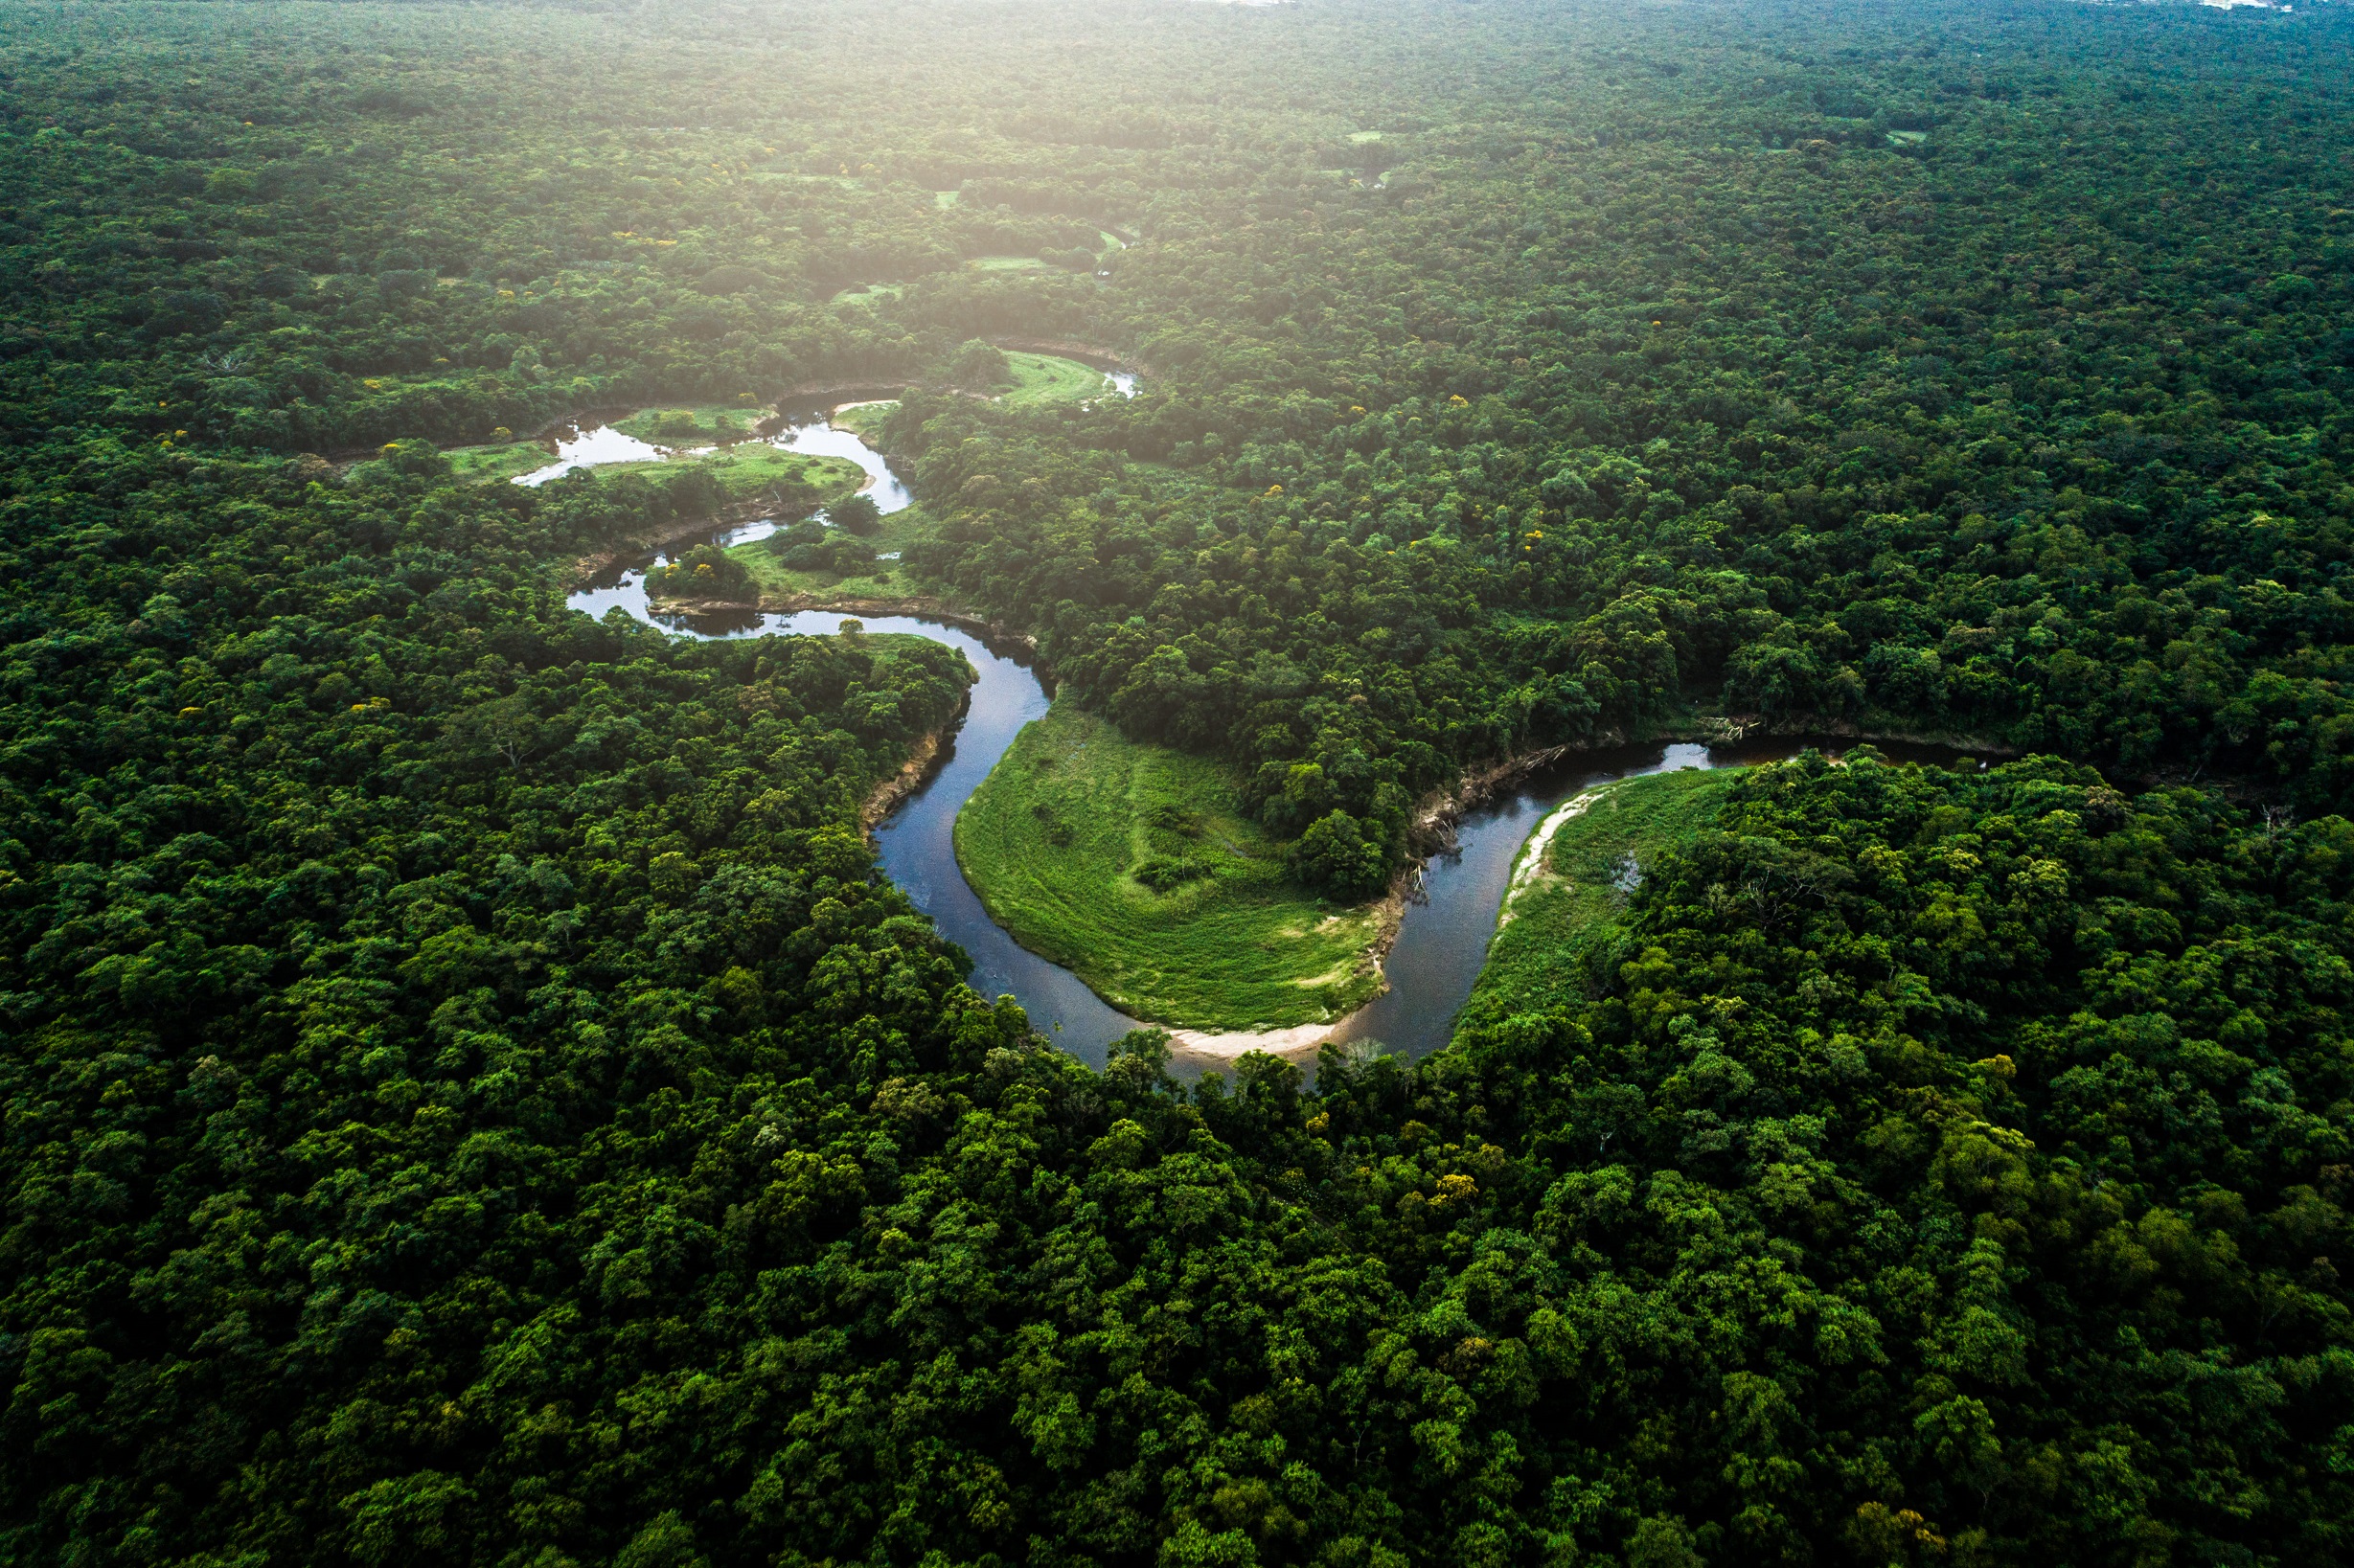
[1459,766,1741,1030]
[955,704,1386,1032]
[677,443,865,500]
[934,190,961,208]
[831,399,899,442]
[446,441,552,483]
[998,352,1118,407]
[1348,130,1385,144]
[611,404,764,444]
[966,254,1048,271]
[731,499,933,600]
[453,433,862,501]
[1886,129,1929,146]
[831,283,905,306]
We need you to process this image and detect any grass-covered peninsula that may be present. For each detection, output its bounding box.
[669,441,864,501]
[954,703,1385,1032]
[996,351,1121,407]
[1462,764,1741,1028]
[445,419,866,503]
[734,501,933,602]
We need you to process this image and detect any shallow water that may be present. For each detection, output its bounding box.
[562,402,912,635]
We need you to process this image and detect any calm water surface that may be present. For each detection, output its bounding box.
[561,401,1143,1062]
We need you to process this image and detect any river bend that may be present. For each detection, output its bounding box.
[561,402,1971,1068]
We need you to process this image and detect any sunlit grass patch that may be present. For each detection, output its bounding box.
[611,404,760,444]
[998,352,1117,407]
[680,443,864,500]
[955,703,1384,1031]
[831,400,899,442]
[445,441,551,483]
[1459,766,1740,1031]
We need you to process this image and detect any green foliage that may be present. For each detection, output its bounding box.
[1473,767,1744,1022]
[761,518,875,579]
[645,541,758,602]
[947,337,1013,390]
[1287,808,1391,902]
[4,2,2353,1565]
[829,490,883,534]
[954,703,1383,1030]
[0,436,1011,1568]
[1420,752,2354,1567]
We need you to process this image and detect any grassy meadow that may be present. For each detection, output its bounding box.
[998,352,1119,406]
[611,404,764,443]
[443,419,863,502]
[830,399,898,441]
[553,441,862,501]
[682,443,863,499]
[446,440,554,483]
[955,703,1386,1032]
[1459,766,1740,1029]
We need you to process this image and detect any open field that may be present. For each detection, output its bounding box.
[1457,766,1740,1028]
[446,441,552,483]
[830,400,898,442]
[611,404,762,443]
[442,427,861,501]
[679,443,865,499]
[999,352,1118,407]
[955,703,1385,1031]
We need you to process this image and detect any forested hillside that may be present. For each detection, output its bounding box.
[3,1,2350,1565]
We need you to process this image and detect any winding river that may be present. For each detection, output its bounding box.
[561,398,1975,1071]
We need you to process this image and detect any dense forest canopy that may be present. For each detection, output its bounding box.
[2,1,2351,1566]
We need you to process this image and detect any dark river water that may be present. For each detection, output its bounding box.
[563,401,1979,1070]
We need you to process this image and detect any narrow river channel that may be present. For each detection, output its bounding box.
[561,398,1977,1071]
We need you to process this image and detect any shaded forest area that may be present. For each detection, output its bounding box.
[2,2,2350,1567]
